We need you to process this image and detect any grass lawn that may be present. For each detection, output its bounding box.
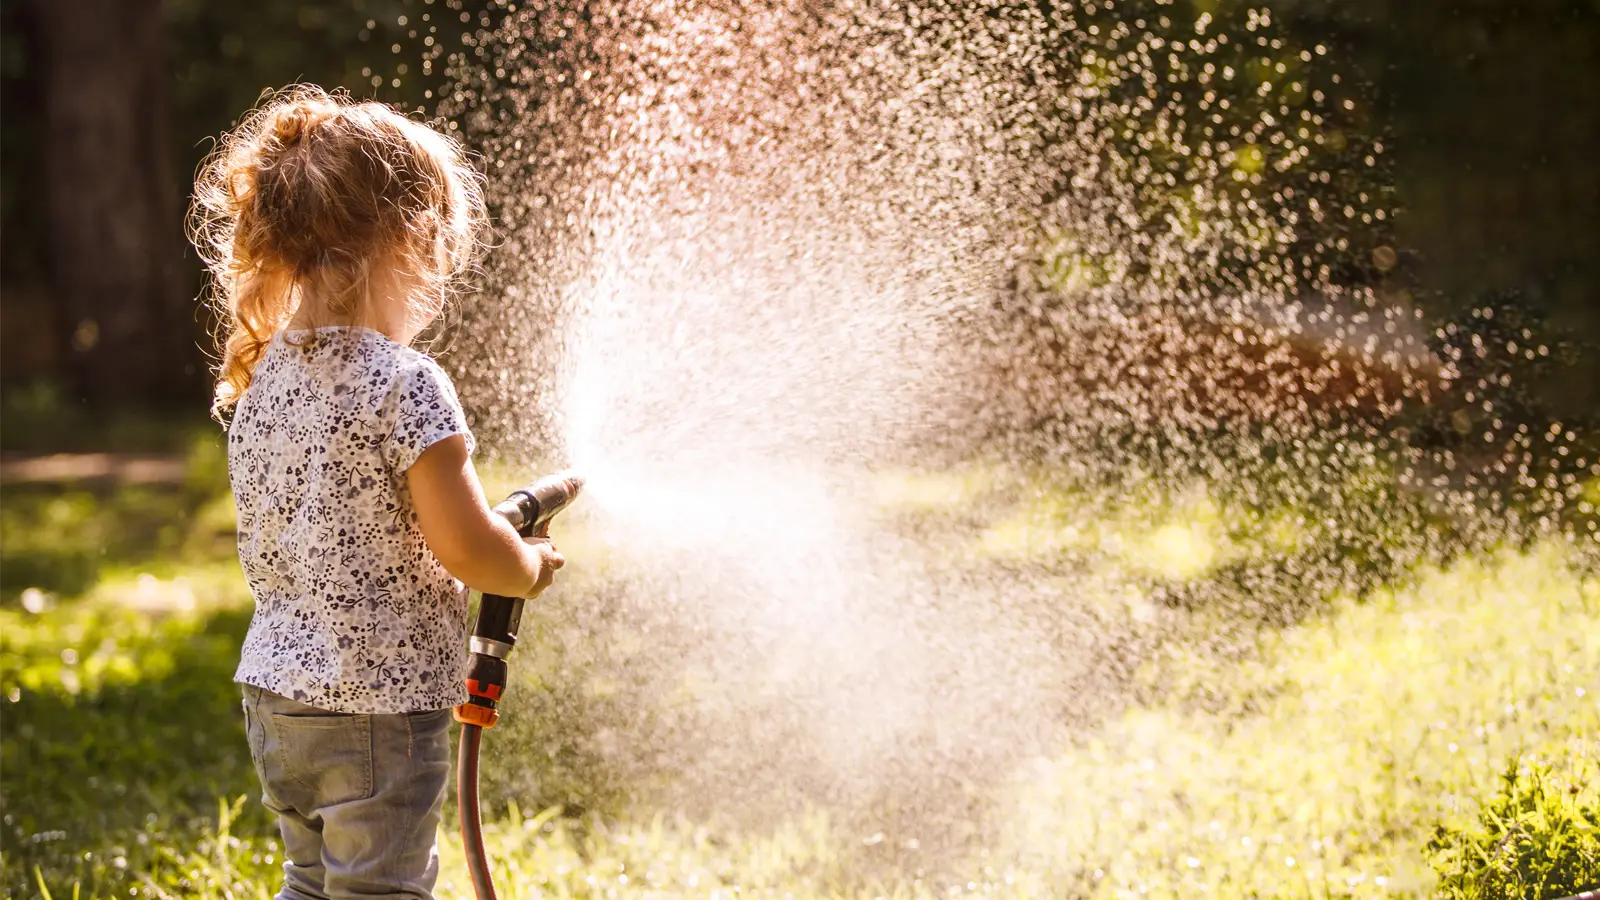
[2,440,1597,898]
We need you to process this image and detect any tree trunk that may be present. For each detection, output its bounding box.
[31,0,197,408]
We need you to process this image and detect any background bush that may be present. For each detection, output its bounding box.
[1428,758,1600,900]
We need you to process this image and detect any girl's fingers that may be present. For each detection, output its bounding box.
[542,547,566,569]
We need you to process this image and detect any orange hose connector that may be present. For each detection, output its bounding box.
[454,703,499,728]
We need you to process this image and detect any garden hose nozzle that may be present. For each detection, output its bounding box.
[457,470,583,900]
[490,471,586,541]
[454,470,584,729]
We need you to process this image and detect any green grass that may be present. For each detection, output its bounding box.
[1428,759,1600,900]
[0,382,217,455]
[992,546,1600,897]
[3,450,1598,898]
[2,569,265,899]
[0,428,234,602]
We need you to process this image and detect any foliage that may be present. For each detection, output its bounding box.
[1,573,263,899]
[163,0,488,159]
[0,427,232,601]
[5,441,1599,898]
[0,384,219,454]
[1427,759,1600,900]
[0,438,257,898]
[993,546,1600,897]
[1054,0,1391,291]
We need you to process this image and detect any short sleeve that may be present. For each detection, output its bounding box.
[382,359,475,473]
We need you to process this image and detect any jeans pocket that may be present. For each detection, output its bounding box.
[241,697,259,770]
[404,707,452,760]
[271,712,375,807]
[241,687,271,775]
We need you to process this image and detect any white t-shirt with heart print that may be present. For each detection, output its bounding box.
[228,326,474,714]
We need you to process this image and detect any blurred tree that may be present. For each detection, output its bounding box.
[0,0,54,387]
[2,0,487,411]
[0,0,1593,420]
[1279,0,1600,415]
[27,0,194,406]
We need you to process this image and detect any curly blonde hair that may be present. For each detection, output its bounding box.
[189,85,486,420]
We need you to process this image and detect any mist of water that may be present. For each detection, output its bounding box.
[420,0,1598,876]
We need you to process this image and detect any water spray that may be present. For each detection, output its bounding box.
[417,0,1600,889]
[453,470,584,900]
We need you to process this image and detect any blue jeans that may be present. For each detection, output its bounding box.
[240,684,452,900]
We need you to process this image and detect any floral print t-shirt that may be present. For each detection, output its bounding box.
[229,327,474,714]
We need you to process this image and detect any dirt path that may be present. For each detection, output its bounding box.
[0,452,188,485]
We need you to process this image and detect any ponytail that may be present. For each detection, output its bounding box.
[188,85,486,421]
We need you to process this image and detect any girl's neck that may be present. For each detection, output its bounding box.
[288,293,415,345]
[287,254,429,345]
[287,308,404,343]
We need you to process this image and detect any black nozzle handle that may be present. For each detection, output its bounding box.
[491,491,539,536]
[491,471,585,538]
[457,590,521,729]
[456,472,582,729]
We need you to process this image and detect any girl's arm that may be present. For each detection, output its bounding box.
[407,435,564,598]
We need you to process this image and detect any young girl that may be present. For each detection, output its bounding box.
[190,86,563,899]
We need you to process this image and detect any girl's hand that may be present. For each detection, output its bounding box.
[522,536,566,599]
